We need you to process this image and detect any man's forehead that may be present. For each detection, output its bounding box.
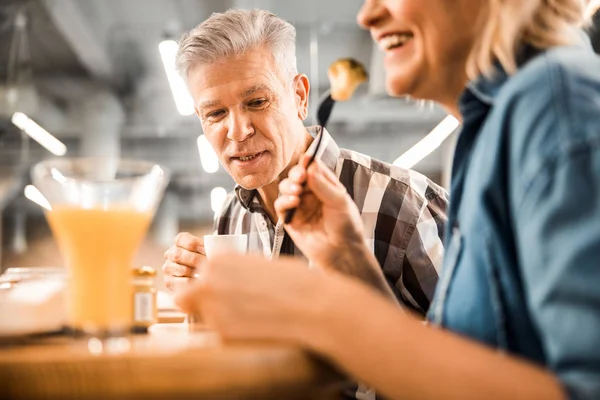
[194,80,277,107]
[191,67,282,107]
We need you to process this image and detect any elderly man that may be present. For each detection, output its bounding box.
[163,9,448,314]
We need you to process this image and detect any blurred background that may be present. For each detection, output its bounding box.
[0,0,598,285]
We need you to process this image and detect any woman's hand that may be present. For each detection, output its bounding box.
[275,155,367,269]
[174,253,336,345]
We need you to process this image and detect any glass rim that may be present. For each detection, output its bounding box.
[31,157,170,184]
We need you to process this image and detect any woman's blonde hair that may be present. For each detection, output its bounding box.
[467,0,593,79]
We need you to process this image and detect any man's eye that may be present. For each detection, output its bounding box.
[248,99,267,108]
[206,110,225,119]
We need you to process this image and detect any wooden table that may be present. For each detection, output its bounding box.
[0,323,347,399]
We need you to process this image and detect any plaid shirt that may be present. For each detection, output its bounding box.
[214,126,449,314]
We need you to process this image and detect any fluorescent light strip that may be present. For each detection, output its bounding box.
[159,40,195,116]
[11,112,67,156]
[393,115,460,169]
[587,0,600,17]
[197,134,219,173]
[24,185,52,211]
[211,187,227,214]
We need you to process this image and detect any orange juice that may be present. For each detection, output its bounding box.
[46,206,152,332]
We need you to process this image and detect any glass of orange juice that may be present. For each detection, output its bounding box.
[31,158,169,352]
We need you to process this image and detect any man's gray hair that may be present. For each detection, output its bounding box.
[176,9,298,83]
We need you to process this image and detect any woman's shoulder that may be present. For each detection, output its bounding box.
[501,44,600,105]
[496,45,600,142]
[494,45,600,195]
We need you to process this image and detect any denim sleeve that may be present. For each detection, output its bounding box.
[515,148,600,400]
[510,58,600,400]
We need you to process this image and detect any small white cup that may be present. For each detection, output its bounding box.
[188,234,247,328]
[203,234,248,259]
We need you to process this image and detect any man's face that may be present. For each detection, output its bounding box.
[188,46,308,190]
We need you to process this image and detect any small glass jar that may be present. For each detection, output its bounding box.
[132,266,157,333]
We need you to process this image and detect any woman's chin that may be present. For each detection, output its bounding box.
[386,70,435,101]
[386,78,415,98]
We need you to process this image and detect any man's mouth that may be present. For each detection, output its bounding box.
[378,33,414,51]
[232,151,265,162]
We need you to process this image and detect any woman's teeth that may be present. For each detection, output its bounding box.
[379,33,413,51]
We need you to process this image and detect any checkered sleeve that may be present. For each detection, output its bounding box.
[345,156,449,315]
[400,185,448,313]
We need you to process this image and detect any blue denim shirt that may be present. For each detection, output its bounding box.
[428,44,600,400]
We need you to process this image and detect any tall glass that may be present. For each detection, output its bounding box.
[32,158,169,352]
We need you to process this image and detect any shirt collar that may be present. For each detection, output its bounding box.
[465,35,591,107]
[464,43,541,105]
[465,68,509,106]
[234,126,340,211]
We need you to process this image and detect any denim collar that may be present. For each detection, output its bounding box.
[465,43,544,106]
[465,33,592,107]
[466,68,509,106]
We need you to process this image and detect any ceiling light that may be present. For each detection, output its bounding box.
[197,135,219,173]
[393,115,459,169]
[158,40,195,116]
[12,112,67,156]
[24,185,52,211]
[211,187,228,215]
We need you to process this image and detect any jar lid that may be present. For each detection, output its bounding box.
[133,266,156,277]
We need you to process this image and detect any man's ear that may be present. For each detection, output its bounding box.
[292,74,310,120]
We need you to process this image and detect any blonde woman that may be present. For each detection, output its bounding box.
[177,1,600,399]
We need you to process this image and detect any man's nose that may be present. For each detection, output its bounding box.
[226,111,254,142]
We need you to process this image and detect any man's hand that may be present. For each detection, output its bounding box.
[162,232,206,292]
